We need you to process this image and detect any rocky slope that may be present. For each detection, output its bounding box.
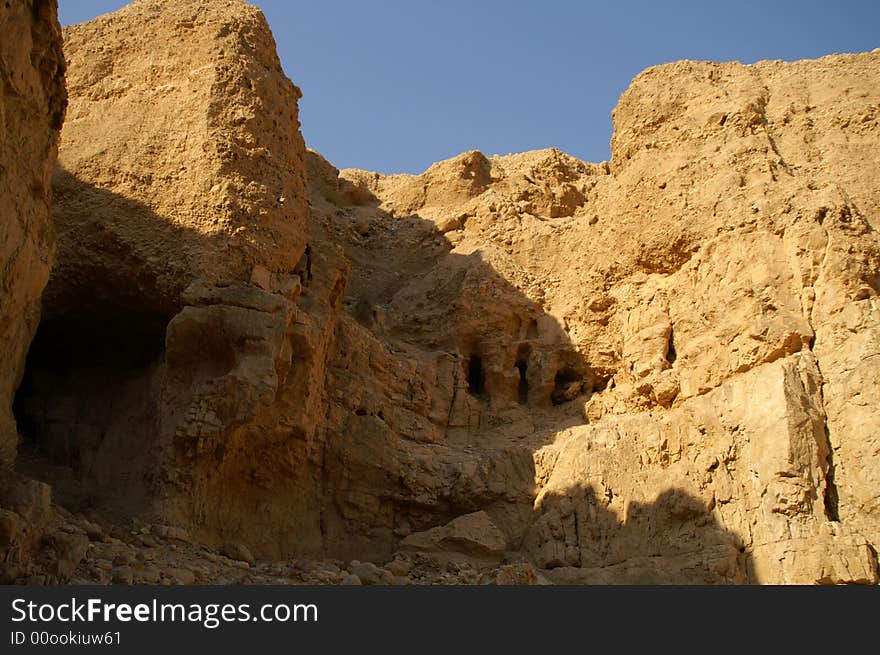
[3,0,878,584]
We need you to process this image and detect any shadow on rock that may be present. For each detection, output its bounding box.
[524,483,752,584]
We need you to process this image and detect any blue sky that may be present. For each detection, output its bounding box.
[60,1,879,174]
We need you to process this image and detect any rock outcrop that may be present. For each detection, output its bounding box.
[5,0,878,584]
[50,0,307,317]
[16,0,315,554]
[306,52,880,583]
[0,0,66,580]
[0,0,66,468]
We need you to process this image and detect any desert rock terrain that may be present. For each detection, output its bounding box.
[1,0,878,585]
[0,0,66,577]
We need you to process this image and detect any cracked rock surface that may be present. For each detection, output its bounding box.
[1,1,878,584]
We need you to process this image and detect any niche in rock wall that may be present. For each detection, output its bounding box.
[515,344,531,405]
[666,325,677,365]
[550,362,610,406]
[526,318,539,340]
[12,309,167,510]
[466,354,485,397]
[551,367,583,405]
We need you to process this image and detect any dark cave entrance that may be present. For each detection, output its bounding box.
[466,354,485,396]
[516,360,529,404]
[666,326,677,365]
[12,308,167,509]
[515,344,531,405]
[551,367,583,406]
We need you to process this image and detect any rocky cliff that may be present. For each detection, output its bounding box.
[19,0,312,542]
[316,54,880,583]
[0,0,66,581]
[4,0,878,584]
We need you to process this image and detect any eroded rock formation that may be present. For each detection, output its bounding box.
[0,0,66,581]
[3,0,878,584]
[18,0,313,546]
[311,51,880,582]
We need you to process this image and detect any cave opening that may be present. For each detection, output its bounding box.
[551,367,583,406]
[12,308,167,502]
[515,344,531,405]
[516,360,529,404]
[666,326,677,366]
[466,354,485,396]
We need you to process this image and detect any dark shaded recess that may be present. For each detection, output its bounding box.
[13,309,167,453]
[526,318,539,339]
[550,364,611,406]
[824,428,840,522]
[466,354,485,396]
[667,326,677,365]
[516,359,529,404]
[515,343,531,405]
[551,367,582,406]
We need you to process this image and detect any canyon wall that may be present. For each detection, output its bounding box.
[5,0,878,584]
[0,0,65,468]
[0,0,66,580]
[322,54,880,583]
[18,0,314,540]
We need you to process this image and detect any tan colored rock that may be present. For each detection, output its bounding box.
[164,567,196,585]
[524,352,877,583]
[494,562,539,585]
[48,0,307,318]
[399,511,507,566]
[309,52,879,583]
[384,557,413,577]
[40,35,311,533]
[220,542,255,565]
[0,0,66,467]
[6,0,879,586]
[15,0,326,560]
[0,0,66,582]
[111,565,134,584]
[348,560,392,585]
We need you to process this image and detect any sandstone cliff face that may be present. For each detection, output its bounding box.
[7,0,878,585]
[0,0,65,469]
[313,52,880,583]
[50,0,307,318]
[0,0,66,580]
[16,0,314,546]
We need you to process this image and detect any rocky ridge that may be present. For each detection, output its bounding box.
[1,0,878,584]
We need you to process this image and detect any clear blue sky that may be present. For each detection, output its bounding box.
[60,1,879,174]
